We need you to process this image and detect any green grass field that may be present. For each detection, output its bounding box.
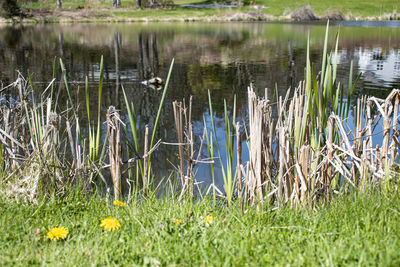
[1,188,400,266]
[17,0,400,22]
[247,0,398,17]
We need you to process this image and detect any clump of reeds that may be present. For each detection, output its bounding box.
[243,85,400,207]
[0,57,107,201]
[235,23,400,208]
[199,22,399,210]
[0,73,66,201]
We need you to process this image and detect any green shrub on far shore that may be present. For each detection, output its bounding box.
[1,0,23,19]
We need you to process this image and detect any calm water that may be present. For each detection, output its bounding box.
[0,22,399,190]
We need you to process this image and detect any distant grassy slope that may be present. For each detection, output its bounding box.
[1,189,400,266]
[0,0,400,23]
[251,0,399,17]
[23,0,400,14]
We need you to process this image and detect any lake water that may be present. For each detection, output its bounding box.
[0,22,399,191]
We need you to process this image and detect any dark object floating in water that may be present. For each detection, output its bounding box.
[141,77,163,90]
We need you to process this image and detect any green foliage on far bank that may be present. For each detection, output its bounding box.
[1,0,23,18]
[1,188,400,266]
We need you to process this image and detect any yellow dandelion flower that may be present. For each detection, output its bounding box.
[100,217,121,232]
[113,200,126,207]
[173,219,183,226]
[204,216,215,224]
[46,227,69,241]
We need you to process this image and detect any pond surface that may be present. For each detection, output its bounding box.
[0,22,399,191]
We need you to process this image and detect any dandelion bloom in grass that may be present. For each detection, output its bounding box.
[46,227,69,241]
[204,216,215,224]
[100,217,121,232]
[113,200,126,207]
[173,219,183,226]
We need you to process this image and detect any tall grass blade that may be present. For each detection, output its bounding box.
[122,85,143,185]
[95,56,104,163]
[321,20,329,85]
[144,59,174,184]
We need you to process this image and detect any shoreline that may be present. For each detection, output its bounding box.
[0,7,399,24]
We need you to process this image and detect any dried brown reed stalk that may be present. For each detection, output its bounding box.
[172,96,205,200]
[173,97,195,198]
[390,94,399,164]
[235,121,243,206]
[0,75,30,170]
[106,106,122,200]
[173,100,185,189]
[247,85,275,205]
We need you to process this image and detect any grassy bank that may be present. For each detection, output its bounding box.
[2,0,398,23]
[1,188,400,266]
